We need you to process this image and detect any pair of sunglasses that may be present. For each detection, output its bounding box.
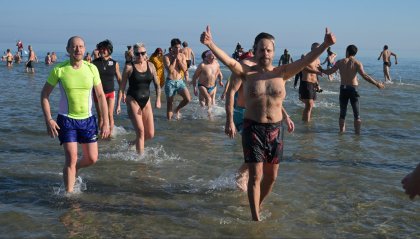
[134,51,147,56]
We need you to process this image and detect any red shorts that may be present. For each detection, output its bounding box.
[93,91,115,103]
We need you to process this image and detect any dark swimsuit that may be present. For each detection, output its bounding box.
[127,63,153,109]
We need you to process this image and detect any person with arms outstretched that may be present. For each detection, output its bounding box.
[201,25,336,221]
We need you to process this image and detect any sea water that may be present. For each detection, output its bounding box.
[0,52,419,238]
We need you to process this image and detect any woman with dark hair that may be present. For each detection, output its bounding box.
[92,39,122,135]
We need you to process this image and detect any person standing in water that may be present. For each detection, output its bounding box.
[377,45,398,82]
[92,39,122,135]
[117,43,161,154]
[41,36,110,193]
[201,25,336,221]
[320,45,384,134]
[192,50,223,113]
[163,38,191,120]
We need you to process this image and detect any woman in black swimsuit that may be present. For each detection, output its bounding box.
[117,43,161,154]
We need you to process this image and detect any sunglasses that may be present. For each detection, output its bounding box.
[134,51,147,56]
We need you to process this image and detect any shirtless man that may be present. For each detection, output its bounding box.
[201,26,336,221]
[181,41,195,82]
[26,45,38,73]
[51,52,57,63]
[192,50,223,111]
[377,45,398,82]
[5,49,13,67]
[163,38,191,120]
[299,43,322,122]
[320,45,384,134]
[225,57,295,192]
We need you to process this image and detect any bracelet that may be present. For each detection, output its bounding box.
[48,118,54,121]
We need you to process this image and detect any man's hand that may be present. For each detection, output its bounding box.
[47,119,60,138]
[200,25,213,46]
[225,120,237,139]
[324,28,336,47]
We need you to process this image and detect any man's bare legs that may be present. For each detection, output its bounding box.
[247,162,279,221]
[63,142,98,192]
[384,65,392,82]
[236,163,249,192]
[259,163,279,206]
[302,99,314,122]
[247,162,263,221]
[174,88,191,119]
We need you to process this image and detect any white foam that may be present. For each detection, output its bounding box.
[112,125,128,137]
[206,171,237,192]
[52,176,86,196]
[103,144,182,165]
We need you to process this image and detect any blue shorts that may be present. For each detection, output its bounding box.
[57,114,98,145]
[165,78,187,97]
[233,106,246,134]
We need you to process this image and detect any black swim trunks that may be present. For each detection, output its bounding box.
[242,119,284,164]
[186,60,192,69]
[339,85,360,120]
[383,62,391,67]
[299,81,317,100]
[26,60,33,68]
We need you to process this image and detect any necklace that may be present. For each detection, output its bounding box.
[101,57,108,70]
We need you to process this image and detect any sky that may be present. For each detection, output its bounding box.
[0,0,419,58]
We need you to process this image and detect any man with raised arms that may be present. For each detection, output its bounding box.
[201,26,336,221]
[225,57,295,192]
[41,36,110,193]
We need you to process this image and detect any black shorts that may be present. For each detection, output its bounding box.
[339,85,360,120]
[26,61,33,68]
[242,119,284,164]
[299,81,317,100]
[186,60,191,69]
[383,62,391,67]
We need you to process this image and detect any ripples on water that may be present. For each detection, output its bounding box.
[0,55,419,238]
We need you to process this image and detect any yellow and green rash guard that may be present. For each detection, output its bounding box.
[47,60,101,119]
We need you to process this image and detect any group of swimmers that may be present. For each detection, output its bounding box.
[1,42,58,73]
[38,27,417,221]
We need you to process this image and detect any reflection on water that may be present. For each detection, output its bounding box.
[0,57,419,238]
